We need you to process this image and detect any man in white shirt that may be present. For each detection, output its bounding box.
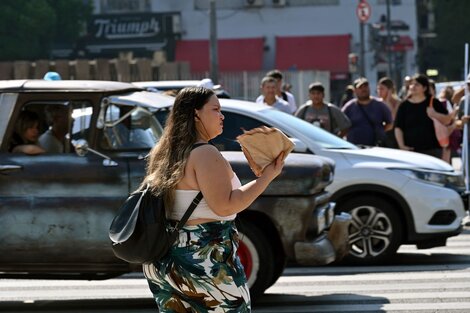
[256,69,296,113]
[258,76,291,114]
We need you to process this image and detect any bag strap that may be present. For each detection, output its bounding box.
[298,105,308,120]
[192,142,208,149]
[172,142,208,230]
[429,96,434,108]
[357,102,377,130]
[326,103,334,133]
[173,191,203,230]
[281,91,288,102]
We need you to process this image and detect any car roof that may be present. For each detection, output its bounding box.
[109,91,175,109]
[219,98,271,112]
[133,80,201,90]
[141,95,271,112]
[0,80,142,93]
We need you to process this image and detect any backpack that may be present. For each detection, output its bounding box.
[108,144,205,264]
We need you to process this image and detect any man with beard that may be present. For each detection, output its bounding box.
[342,77,393,146]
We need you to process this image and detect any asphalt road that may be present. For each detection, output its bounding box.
[1,227,470,313]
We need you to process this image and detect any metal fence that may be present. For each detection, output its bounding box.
[0,59,191,82]
[188,70,330,105]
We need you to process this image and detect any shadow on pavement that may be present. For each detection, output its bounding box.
[253,293,389,312]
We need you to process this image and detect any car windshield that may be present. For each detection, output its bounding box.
[262,109,357,149]
[101,104,162,150]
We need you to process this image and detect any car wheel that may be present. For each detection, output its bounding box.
[237,219,276,300]
[340,196,403,264]
[267,247,286,289]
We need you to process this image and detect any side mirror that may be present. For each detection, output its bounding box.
[290,138,308,153]
[73,139,89,157]
[72,139,118,166]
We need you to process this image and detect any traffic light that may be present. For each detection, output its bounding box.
[368,23,383,51]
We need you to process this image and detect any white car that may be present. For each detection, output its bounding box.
[133,79,231,98]
[155,98,468,265]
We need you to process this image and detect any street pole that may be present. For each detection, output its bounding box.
[209,0,218,84]
[463,43,469,191]
[360,21,365,77]
[386,0,393,78]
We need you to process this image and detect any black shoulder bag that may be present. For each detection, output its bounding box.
[109,143,206,264]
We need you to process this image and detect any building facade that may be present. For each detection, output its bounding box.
[88,0,417,103]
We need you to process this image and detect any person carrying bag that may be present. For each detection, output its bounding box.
[135,87,284,313]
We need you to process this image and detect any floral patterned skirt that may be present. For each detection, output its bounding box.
[142,220,251,313]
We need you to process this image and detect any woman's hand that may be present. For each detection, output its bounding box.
[261,152,285,181]
[399,145,414,151]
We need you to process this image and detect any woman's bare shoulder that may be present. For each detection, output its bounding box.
[190,144,231,170]
[191,144,220,155]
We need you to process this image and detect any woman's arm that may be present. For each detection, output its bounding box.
[193,145,284,217]
[12,144,45,155]
[394,127,413,151]
[427,98,454,125]
[427,109,454,125]
[452,87,465,105]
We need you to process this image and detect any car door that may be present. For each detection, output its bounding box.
[0,99,129,268]
[96,101,165,192]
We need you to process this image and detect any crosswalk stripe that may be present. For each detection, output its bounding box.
[284,263,470,275]
[277,270,470,282]
[254,302,470,312]
[266,281,470,293]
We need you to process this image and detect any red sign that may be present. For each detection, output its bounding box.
[356,0,371,23]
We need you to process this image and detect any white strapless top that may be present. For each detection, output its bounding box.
[169,173,242,221]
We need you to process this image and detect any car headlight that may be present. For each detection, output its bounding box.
[390,168,465,189]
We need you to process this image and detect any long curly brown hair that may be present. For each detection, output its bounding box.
[143,87,215,206]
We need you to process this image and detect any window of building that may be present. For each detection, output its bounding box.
[195,0,245,10]
[289,0,339,6]
[100,0,151,13]
[377,0,402,5]
[195,0,339,9]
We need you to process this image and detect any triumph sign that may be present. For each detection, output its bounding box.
[84,13,180,56]
[93,17,161,40]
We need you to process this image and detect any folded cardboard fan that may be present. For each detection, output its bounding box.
[236,126,294,177]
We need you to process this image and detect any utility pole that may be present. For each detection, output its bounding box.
[356,0,371,78]
[209,0,218,84]
[386,0,393,78]
[360,22,365,77]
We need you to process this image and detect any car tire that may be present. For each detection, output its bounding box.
[339,196,403,265]
[236,219,276,300]
[267,247,286,289]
